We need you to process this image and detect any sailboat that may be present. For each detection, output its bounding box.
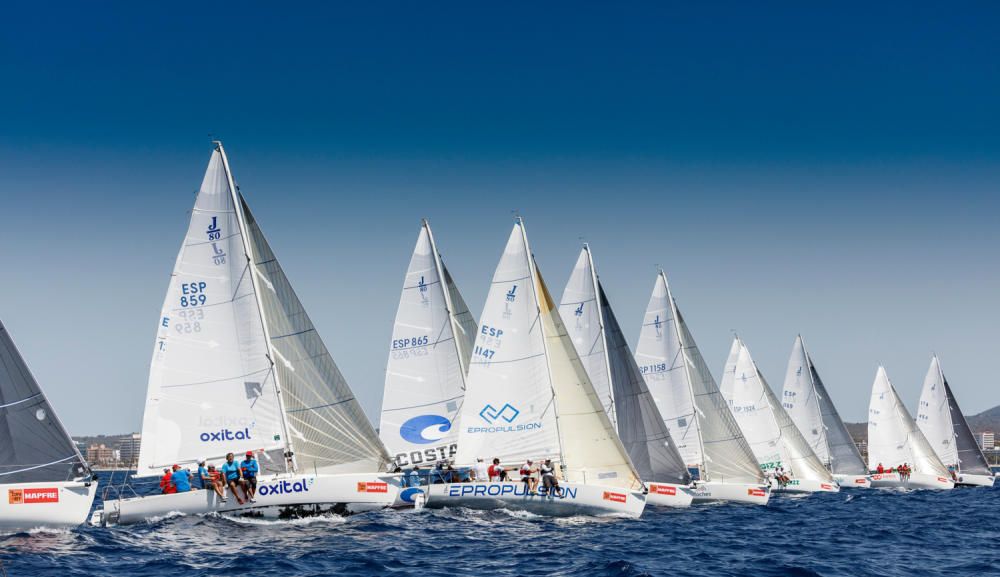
[916,356,994,487]
[0,320,97,531]
[558,246,693,508]
[867,366,953,490]
[380,220,476,502]
[425,219,647,517]
[719,337,839,493]
[781,336,871,488]
[93,142,400,525]
[634,272,769,505]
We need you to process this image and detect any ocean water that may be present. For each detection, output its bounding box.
[2,472,998,577]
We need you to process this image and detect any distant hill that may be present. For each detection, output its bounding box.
[845,404,1000,445]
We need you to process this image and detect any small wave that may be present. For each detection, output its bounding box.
[220,514,347,527]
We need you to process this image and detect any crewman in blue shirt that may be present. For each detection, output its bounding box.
[171,464,193,493]
[220,452,246,505]
[240,451,259,503]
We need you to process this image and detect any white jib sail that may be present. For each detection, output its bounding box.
[380,221,475,467]
[916,356,958,468]
[867,366,948,476]
[781,336,830,465]
[138,147,286,476]
[557,246,615,426]
[917,356,991,475]
[635,272,763,484]
[720,338,833,483]
[558,247,689,484]
[456,220,642,490]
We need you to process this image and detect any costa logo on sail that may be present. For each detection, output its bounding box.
[602,491,627,503]
[199,427,252,442]
[258,478,313,496]
[8,488,59,504]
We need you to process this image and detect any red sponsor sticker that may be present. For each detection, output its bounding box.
[356,481,389,493]
[855,478,867,484]
[820,483,833,490]
[602,491,627,503]
[8,488,58,504]
[937,477,948,483]
[871,474,883,480]
[747,488,766,497]
[650,484,677,496]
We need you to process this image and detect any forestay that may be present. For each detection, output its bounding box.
[558,247,690,484]
[241,198,392,475]
[868,367,948,476]
[783,336,867,475]
[720,338,833,483]
[635,272,762,484]
[0,321,90,484]
[380,221,475,467]
[917,357,991,475]
[138,149,285,476]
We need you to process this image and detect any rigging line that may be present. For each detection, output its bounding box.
[159,366,272,389]
[0,454,77,477]
[382,394,464,412]
[0,392,42,409]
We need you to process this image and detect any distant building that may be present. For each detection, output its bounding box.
[118,433,141,466]
[86,443,115,466]
[977,431,994,451]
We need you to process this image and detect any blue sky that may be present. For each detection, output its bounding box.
[1,2,998,435]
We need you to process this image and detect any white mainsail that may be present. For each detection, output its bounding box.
[634,272,762,484]
[455,220,642,490]
[720,337,834,484]
[867,366,948,477]
[782,336,867,476]
[558,246,690,484]
[916,356,991,475]
[380,221,476,467]
[138,143,391,477]
[0,321,91,483]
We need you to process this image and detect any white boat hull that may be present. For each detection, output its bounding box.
[424,482,646,518]
[771,478,840,493]
[869,472,954,490]
[94,473,399,526]
[833,474,872,488]
[645,482,694,508]
[0,480,97,532]
[955,473,995,488]
[688,481,770,505]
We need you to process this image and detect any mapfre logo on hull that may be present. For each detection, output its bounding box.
[602,491,627,504]
[855,478,868,484]
[650,484,677,496]
[8,487,59,504]
[748,488,766,497]
[357,481,389,493]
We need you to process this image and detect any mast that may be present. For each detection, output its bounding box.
[518,217,568,467]
[584,244,617,428]
[216,141,297,474]
[661,270,707,479]
[424,219,469,389]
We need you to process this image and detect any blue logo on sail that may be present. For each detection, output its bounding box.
[574,303,584,317]
[506,285,518,302]
[400,415,452,445]
[479,403,520,425]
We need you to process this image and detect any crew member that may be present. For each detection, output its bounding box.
[220,452,246,505]
[240,451,259,503]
